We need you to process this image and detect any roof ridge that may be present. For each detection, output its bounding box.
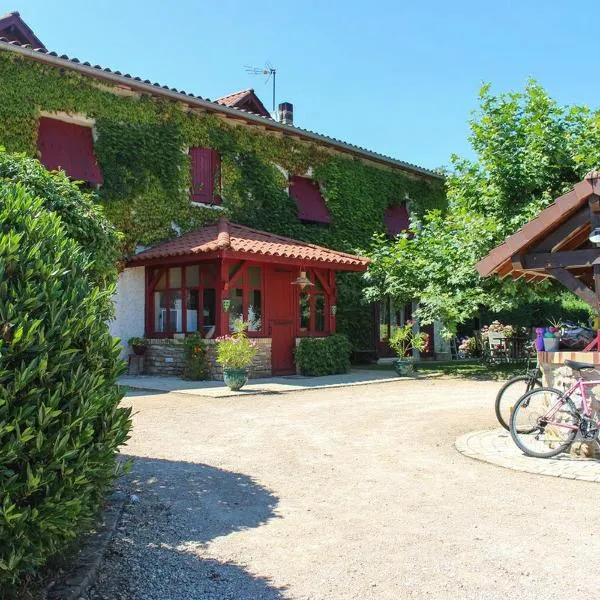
[216,89,254,101]
[0,39,441,179]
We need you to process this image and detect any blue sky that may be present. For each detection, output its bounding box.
[10,0,600,171]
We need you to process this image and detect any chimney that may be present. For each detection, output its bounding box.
[278,102,293,126]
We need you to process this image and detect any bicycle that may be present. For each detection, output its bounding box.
[494,350,542,431]
[510,359,600,458]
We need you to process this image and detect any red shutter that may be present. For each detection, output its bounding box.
[289,176,331,224]
[190,147,221,204]
[37,117,103,184]
[384,203,410,236]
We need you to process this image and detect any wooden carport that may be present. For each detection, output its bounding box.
[477,172,600,313]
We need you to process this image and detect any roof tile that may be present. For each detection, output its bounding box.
[129,218,369,269]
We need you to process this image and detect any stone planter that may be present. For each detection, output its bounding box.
[223,367,249,391]
[394,358,415,377]
[543,337,560,352]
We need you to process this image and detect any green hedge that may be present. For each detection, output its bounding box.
[295,335,351,376]
[0,168,131,586]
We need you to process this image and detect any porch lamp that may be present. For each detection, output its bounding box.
[589,228,600,245]
[292,270,314,290]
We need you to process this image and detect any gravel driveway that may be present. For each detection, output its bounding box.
[89,378,600,599]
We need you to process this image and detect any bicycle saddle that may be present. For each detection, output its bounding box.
[564,359,597,371]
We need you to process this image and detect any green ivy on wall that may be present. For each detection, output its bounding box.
[0,50,446,351]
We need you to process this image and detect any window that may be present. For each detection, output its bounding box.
[227,264,264,334]
[384,203,410,236]
[149,264,217,336]
[298,270,329,335]
[190,147,221,204]
[37,117,103,184]
[379,297,411,341]
[289,176,331,224]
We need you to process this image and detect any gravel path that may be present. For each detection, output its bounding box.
[89,378,600,599]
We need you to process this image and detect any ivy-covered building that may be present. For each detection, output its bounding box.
[0,12,447,375]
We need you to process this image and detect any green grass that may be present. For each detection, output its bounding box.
[359,360,525,381]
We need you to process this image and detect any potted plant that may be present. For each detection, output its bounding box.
[543,318,562,352]
[127,336,147,356]
[215,320,257,390]
[388,321,427,376]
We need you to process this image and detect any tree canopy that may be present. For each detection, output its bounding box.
[363,80,600,335]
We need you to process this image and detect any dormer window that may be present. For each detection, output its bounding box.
[190,147,221,205]
[289,176,331,224]
[384,203,410,236]
[37,117,103,184]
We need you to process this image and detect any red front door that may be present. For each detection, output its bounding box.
[268,269,296,375]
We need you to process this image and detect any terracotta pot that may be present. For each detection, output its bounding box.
[132,344,147,356]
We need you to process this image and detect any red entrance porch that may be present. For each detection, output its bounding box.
[127,218,369,376]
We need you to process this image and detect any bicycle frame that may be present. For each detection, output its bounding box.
[543,377,600,431]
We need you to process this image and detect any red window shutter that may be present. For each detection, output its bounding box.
[289,176,331,224]
[384,203,410,236]
[37,117,103,184]
[190,147,221,204]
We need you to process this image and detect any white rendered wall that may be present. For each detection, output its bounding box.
[109,266,145,358]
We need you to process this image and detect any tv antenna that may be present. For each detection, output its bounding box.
[245,62,277,113]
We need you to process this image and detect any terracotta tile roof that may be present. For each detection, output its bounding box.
[0,37,441,179]
[215,89,271,118]
[129,218,369,270]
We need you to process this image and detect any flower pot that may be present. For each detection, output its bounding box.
[223,367,249,391]
[132,344,147,356]
[543,337,560,352]
[394,358,415,377]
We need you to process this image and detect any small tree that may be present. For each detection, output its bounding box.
[0,176,131,586]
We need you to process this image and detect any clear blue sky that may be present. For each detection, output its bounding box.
[10,0,600,170]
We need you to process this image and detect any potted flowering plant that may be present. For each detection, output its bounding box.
[215,320,257,390]
[127,336,147,356]
[388,321,427,376]
[543,318,562,352]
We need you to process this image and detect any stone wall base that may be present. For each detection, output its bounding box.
[144,338,272,379]
[538,351,600,458]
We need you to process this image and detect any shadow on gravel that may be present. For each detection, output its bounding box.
[90,456,285,600]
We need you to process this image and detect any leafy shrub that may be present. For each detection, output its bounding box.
[295,335,351,376]
[0,148,121,286]
[182,334,210,380]
[0,181,131,587]
[216,320,257,369]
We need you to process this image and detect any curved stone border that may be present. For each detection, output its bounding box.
[46,491,128,600]
[455,429,600,482]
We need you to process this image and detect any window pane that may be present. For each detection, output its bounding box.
[229,288,243,330]
[186,289,199,332]
[155,270,167,290]
[169,291,183,333]
[315,295,325,332]
[186,265,200,287]
[154,291,167,332]
[248,266,262,288]
[248,289,262,332]
[169,267,182,288]
[203,289,216,336]
[299,292,310,331]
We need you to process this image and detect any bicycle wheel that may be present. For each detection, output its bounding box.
[510,387,579,458]
[495,375,542,431]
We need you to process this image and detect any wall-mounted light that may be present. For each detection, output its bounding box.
[330,304,337,316]
[589,228,600,245]
[222,299,232,312]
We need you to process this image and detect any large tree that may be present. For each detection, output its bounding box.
[363,81,599,335]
